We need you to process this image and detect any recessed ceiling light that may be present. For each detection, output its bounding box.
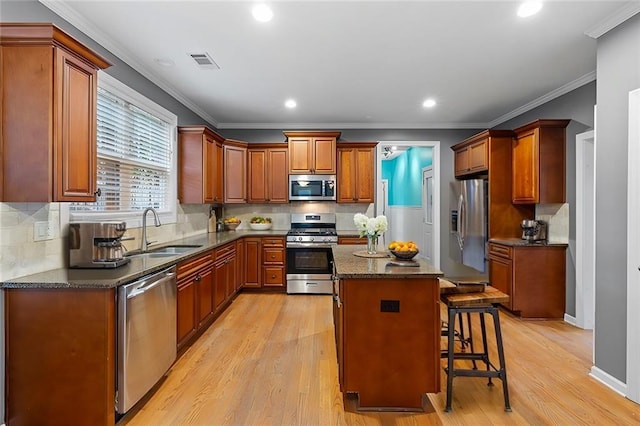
[422,99,436,108]
[391,146,398,151]
[252,4,273,22]
[154,57,175,67]
[517,2,543,18]
[285,99,297,109]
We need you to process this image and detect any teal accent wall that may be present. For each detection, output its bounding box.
[381,147,433,206]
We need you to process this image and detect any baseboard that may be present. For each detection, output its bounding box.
[589,366,628,396]
[564,313,577,326]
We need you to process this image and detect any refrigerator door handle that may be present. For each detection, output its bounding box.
[457,194,465,251]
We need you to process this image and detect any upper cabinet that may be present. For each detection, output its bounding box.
[337,142,377,203]
[284,131,340,174]
[178,126,225,204]
[453,137,489,178]
[0,23,111,202]
[453,130,534,238]
[223,140,247,204]
[247,144,289,203]
[512,119,569,204]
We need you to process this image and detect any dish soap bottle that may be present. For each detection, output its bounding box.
[208,208,217,233]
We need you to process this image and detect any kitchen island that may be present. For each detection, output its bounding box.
[331,245,443,411]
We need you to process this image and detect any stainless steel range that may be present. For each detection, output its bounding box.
[286,213,338,294]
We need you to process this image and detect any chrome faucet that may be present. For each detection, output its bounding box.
[141,207,161,252]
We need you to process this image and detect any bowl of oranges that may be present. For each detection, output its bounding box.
[224,217,241,231]
[388,241,419,260]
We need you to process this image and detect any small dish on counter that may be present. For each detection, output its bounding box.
[249,223,272,230]
[389,249,419,260]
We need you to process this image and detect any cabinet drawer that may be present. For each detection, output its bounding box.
[263,266,284,286]
[263,248,284,264]
[177,251,213,280]
[215,243,236,260]
[338,236,366,245]
[262,237,284,247]
[488,243,512,260]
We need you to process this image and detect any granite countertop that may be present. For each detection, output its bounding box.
[489,238,568,247]
[332,245,443,279]
[2,230,287,290]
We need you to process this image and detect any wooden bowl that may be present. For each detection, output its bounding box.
[390,249,419,260]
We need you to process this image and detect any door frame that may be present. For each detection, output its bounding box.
[376,141,440,270]
[626,88,640,403]
[575,130,596,331]
[422,166,434,265]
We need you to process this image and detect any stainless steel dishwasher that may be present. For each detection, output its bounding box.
[116,265,177,414]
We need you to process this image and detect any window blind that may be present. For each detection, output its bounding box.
[71,87,172,213]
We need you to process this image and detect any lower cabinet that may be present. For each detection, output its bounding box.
[214,242,237,310]
[488,242,566,319]
[177,251,214,350]
[262,237,286,288]
[244,238,262,288]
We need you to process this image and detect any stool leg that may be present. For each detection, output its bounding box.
[445,307,456,412]
[465,311,477,369]
[479,312,493,386]
[491,307,512,412]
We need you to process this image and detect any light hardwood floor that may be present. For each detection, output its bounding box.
[121,293,640,425]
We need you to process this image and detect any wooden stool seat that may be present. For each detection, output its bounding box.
[439,284,511,412]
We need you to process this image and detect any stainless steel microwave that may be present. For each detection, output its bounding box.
[289,174,336,201]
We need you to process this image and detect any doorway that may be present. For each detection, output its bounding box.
[576,130,595,332]
[376,141,441,270]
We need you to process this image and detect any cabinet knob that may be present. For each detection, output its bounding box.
[271,255,275,259]
[271,275,276,279]
[94,188,102,197]
[195,274,202,282]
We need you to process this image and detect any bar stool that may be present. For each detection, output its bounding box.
[439,286,511,412]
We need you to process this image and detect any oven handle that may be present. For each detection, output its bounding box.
[286,242,335,248]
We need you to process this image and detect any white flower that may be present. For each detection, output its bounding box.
[354,213,387,237]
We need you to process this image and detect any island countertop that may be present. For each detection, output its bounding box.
[332,245,443,279]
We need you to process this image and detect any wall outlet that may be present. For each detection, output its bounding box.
[34,221,54,241]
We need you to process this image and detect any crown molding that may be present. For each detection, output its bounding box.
[584,2,640,39]
[216,121,487,130]
[39,0,220,128]
[488,71,597,128]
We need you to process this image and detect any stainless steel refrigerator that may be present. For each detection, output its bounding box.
[456,179,488,272]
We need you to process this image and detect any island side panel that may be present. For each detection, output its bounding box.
[342,277,440,409]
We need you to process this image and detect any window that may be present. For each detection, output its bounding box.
[70,72,177,226]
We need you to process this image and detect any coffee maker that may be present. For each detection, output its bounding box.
[521,219,547,242]
[69,222,131,268]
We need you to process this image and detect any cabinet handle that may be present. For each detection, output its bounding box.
[195,274,202,282]
[94,188,102,197]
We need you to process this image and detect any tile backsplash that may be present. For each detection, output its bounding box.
[0,201,372,281]
[536,203,569,243]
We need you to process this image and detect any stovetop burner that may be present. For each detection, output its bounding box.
[287,213,338,244]
[287,228,337,236]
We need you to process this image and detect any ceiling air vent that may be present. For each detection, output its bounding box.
[189,52,220,70]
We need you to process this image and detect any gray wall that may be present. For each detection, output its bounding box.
[594,13,640,383]
[495,81,596,318]
[3,0,216,128]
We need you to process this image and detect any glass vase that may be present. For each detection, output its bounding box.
[366,235,378,255]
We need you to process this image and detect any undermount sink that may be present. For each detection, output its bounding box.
[125,245,202,258]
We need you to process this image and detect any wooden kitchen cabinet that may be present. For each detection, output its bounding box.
[247,144,289,203]
[178,126,225,204]
[236,239,245,291]
[244,238,262,288]
[488,241,566,319]
[5,287,116,424]
[512,119,570,204]
[224,140,248,204]
[177,251,214,350]
[452,130,534,239]
[337,142,377,203]
[284,131,340,174]
[453,138,489,177]
[214,242,237,310]
[262,237,286,288]
[338,235,366,245]
[0,23,111,202]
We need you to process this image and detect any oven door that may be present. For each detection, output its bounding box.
[286,244,334,294]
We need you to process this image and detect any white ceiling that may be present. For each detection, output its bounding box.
[42,1,639,129]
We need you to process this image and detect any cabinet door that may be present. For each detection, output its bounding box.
[288,138,313,174]
[214,259,228,310]
[313,137,336,174]
[204,135,217,203]
[244,239,262,288]
[488,256,513,310]
[214,141,224,203]
[224,144,247,203]
[354,147,375,202]
[55,48,98,201]
[247,149,267,203]
[177,279,197,350]
[454,148,470,177]
[268,148,289,203]
[197,267,214,326]
[236,239,245,291]
[512,129,539,203]
[337,148,356,202]
[468,139,488,173]
[263,266,285,287]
